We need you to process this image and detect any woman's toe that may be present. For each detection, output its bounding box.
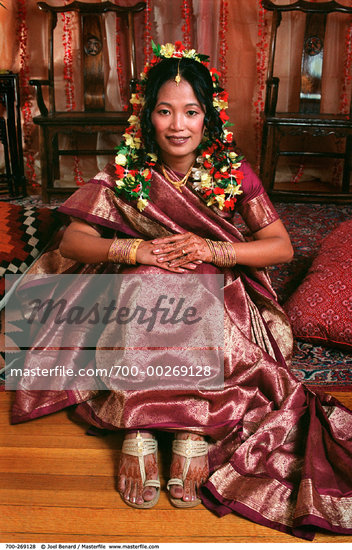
[170,485,183,499]
[130,480,139,503]
[118,474,126,493]
[143,486,156,502]
[123,478,133,501]
[183,479,192,501]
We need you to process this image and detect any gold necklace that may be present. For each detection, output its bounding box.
[161,162,194,192]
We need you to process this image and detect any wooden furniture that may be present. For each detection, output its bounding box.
[0,73,26,197]
[260,0,352,202]
[30,1,145,203]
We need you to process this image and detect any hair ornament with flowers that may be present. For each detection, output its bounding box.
[114,41,243,212]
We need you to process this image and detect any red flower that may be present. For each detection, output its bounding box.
[219,170,229,178]
[219,90,229,102]
[175,41,185,52]
[115,165,125,178]
[231,169,244,182]
[131,183,141,193]
[214,171,224,180]
[224,198,236,210]
[226,132,233,143]
[143,170,152,181]
[204,189,213,197]
[150,56,159,65]
[214,187,224,195]
[219,110,229,123]
[129,169,138,177]
[210,67,221,80]
[203,159,212,169]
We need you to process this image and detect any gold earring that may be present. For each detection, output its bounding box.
[175,60,181,86]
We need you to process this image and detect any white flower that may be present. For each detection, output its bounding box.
[160,43,175,57]
[115,153,127,166]
[201,172,212,186]
[215,194,225,209]
[192,168,202,180]
[183,49,197,58]
[130,94,142,105]
[137,197,148,211]
[123,134,141,149]
[213,96,228,110]
[147,153,158,163]
[192,181,202,191]
[116,180,125,188]
[128,115,140,126]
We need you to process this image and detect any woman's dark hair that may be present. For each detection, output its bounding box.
[140,57,224,154]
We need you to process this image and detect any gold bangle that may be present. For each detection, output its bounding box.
[205,239,237,267]
[108,238,144,265]
[129,239,143,265]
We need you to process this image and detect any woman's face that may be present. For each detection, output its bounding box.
[151,78,205,170]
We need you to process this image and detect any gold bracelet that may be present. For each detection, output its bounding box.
[108,238,144,265]
[205,239,237,267]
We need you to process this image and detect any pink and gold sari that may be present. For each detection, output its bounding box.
[11,162,352,539]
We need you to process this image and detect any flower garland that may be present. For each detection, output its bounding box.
[115,15,129,111]
[254,0,269,173]
[143,0,153,65]
[219,0,229,86]
[114,41,243,213]
[62,2,85,187]
[182,0,192,49]
[62,10,75,111]
[17,0,37,190]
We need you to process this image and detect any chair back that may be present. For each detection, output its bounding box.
[263,0,352,116]
[37,1,146,114]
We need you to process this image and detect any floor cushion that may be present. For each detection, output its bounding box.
[284,219,352,350]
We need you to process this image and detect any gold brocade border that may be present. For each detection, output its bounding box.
[211,462,295,526]
[111,193,172,239]
[211,464,352,528]
[295,478,352,529]
[238,192,279,233]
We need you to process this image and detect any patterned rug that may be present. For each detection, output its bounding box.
[1,199,352,392]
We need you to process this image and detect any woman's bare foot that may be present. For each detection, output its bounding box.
[118,431,159,506]
[168,432,209,504]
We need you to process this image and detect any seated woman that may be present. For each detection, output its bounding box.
[11,43,352,539]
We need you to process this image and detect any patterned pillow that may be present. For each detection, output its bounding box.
[284,220,352,350]
[0,202,62,300]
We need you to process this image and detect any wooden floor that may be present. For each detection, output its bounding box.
[1,390,352,544]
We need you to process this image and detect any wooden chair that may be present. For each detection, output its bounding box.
[30,1,145,202]
[260,0,352,202]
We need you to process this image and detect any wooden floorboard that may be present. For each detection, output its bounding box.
[1,390,352,544]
